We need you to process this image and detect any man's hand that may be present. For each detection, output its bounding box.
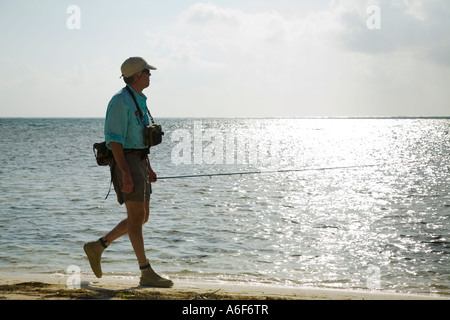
[110,141,134,193]
[149,169,157,183]
[147,158,157,183]
[121,169,134,193]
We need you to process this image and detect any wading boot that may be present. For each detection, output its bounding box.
[139,260,173,288]
[83,238,109,278]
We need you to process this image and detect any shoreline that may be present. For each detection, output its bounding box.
[0,273,448,300]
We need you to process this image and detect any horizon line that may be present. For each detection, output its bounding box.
[1,116,450,120]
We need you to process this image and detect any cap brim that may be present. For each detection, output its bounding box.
[120,62,157,78]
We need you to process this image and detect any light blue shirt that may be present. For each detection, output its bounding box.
[104,85,151,150]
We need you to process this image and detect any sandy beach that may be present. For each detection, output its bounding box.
[0,273,448,300]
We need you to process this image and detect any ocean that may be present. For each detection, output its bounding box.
[0,117,449,296]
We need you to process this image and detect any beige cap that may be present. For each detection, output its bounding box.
[121,57,157,78]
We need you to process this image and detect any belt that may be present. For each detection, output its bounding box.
[124,148,150,159]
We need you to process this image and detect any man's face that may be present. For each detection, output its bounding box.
[136,69,151,88]
[139,69,152,88]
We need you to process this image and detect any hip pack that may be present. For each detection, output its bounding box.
[93,141,113,166]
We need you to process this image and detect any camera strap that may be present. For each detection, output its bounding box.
[125,86,155,125]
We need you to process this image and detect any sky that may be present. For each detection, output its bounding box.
[0,0,449,118]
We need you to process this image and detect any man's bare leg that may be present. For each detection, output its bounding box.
[124,200,149,265]
[122,200,172,287]
[84,201,149,278]
[103,201,150,244]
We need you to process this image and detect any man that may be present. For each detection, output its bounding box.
[84,57,173,288]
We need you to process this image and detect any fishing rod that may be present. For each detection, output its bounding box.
[157,158,441,180]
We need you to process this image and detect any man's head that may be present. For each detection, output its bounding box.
[121,57,156,89]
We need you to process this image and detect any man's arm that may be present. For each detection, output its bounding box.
[110,141,134,194]
[147,156,157,183]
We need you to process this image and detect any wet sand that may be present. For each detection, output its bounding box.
[0,274,448,300]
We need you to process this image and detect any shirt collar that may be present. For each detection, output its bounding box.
[126,85,147,102]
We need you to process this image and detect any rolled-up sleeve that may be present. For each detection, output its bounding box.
[104,95,128,149]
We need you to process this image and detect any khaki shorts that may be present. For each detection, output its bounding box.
[111,152,152,205]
